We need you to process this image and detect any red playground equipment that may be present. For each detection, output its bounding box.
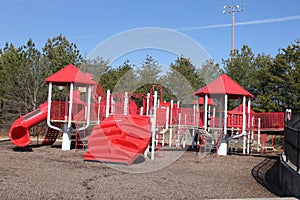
[9,64,152,165]
[9,65,286,165]
[84,115,150,165]
[9,102,49,147]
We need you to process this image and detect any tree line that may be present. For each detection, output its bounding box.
[0,34,299,125]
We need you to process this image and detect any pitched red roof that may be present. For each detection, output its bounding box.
[229,104,255,114]
[194,73,254,99]
[192,97,217,106]
[45,64,97,86]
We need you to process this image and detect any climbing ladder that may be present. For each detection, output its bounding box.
[74,124,88,150]
[199,134,214,155]
[40,122,62,146]
[173,126,189,148]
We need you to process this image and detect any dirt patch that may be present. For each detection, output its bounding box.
[0,140,287,199]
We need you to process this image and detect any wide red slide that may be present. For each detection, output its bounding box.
[84,114,151,165]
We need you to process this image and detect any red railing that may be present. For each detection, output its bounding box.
[226,112,285,131]
[253,112,285,131]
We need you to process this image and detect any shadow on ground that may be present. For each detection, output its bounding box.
[251,155,290,197]
[13,145,40,152]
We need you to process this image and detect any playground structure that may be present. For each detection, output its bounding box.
[9,64,286,165]
[194,74,285,155]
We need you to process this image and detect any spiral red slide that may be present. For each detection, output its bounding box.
[9,102,48,147]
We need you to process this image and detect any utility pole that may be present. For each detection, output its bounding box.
[223,4,244,54]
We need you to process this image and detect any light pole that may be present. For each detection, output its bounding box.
[223,4,244,54]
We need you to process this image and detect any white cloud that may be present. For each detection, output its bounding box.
[176,15,300,31]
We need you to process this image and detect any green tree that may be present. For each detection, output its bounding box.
[42,34,82,74]
[270,39,300,111]
[79,57,110,83]
[169,55,204,91]
[197,59,222,84]
[0,40,50,124]
[162,55,201,105]
[135,55,162,95]
[20,39,48,110]
[252,53,274,112]
[0,43,27,121]
[99,60,135,92]
[223,45,257,94]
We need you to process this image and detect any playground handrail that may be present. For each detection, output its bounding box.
[47,82,62,132]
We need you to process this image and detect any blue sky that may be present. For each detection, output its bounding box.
[0,0,299,67]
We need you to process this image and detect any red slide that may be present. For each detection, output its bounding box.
[9,102,49,147]
[84,115,151,165]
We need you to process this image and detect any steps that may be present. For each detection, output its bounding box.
[84,115,151,165]
[40,122,62,146]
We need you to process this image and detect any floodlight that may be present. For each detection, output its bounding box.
[222,4,245,53]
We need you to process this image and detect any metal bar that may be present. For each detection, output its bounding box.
[47,83,62,132]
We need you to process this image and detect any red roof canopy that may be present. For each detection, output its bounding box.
[194,73,254,99]
[45,64,97,86]
[229,104,255,114]
[192,97,217,106]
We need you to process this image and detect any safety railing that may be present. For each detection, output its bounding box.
[254,112,285,131]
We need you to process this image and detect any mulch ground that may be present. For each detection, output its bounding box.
[0,139,290,199]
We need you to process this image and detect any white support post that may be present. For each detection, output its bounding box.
[204,94,208,132]
[67,83,74,130]
[97,96,101,125]
[146,93,150,116]
[140,107,143,115]
[169,100,174,147]
[242,96,246,154]
[183,114,187,148]
[151,91,157,160]
[47,82,53,126]
[258,117,261,152]
[247,99,251,154]
[62,83,74,151]
[105,90,110,118]
[123,92,128,115]
[47,83,63,131]
[223,94,228,137]
[218,94,228,156]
